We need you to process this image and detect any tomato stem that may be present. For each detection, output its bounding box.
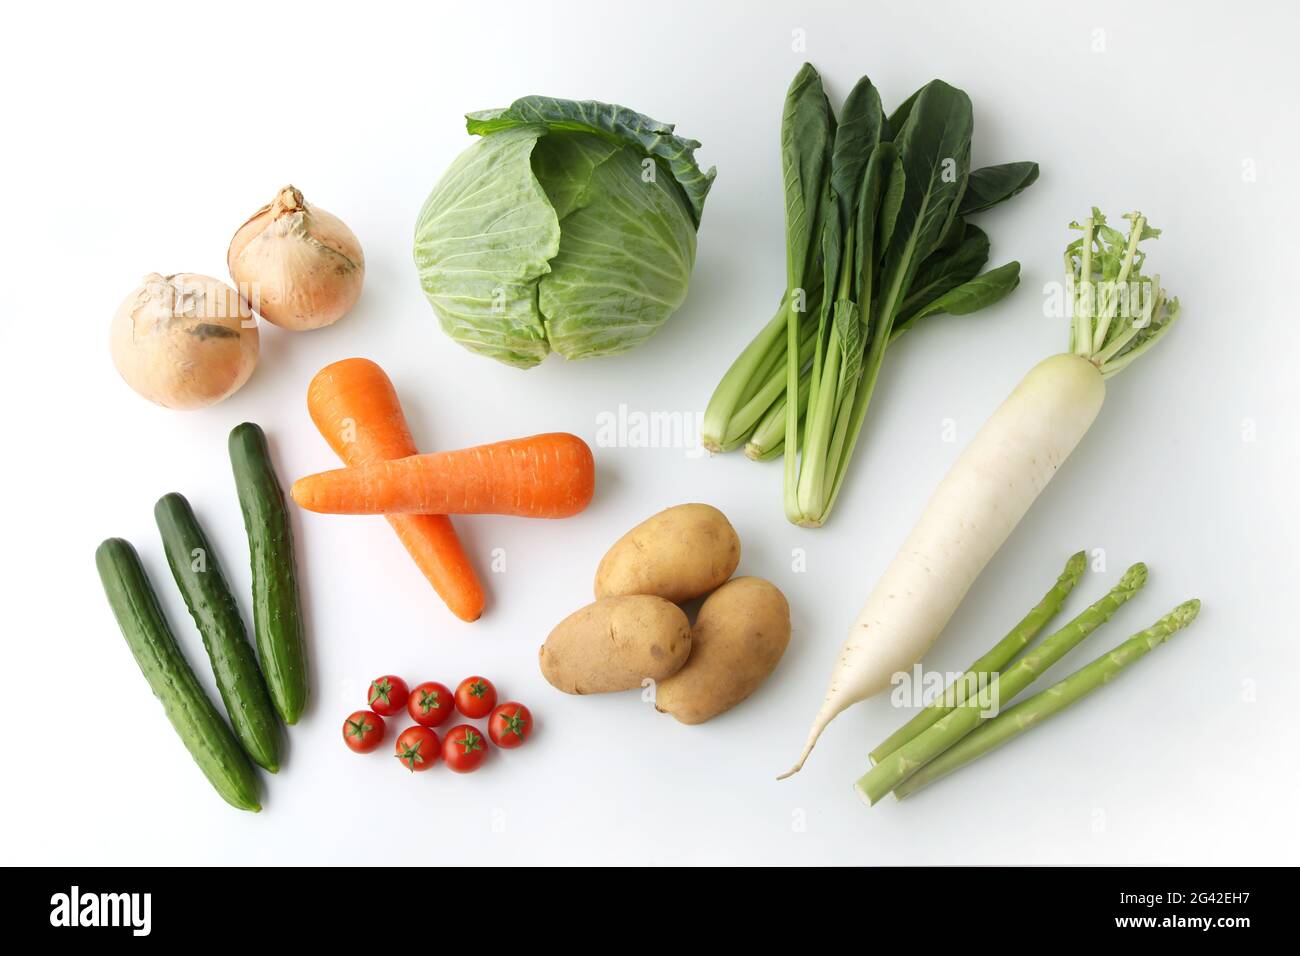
[396,739,426,770]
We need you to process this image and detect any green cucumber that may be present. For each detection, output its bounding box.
[96,537,261,812]
[154,492,281,772]
[229,422,308,724]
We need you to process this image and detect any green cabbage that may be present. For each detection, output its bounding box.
[414,97,715,368]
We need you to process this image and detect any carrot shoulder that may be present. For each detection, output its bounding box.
[306,358,486,621]
[292,432,595,518]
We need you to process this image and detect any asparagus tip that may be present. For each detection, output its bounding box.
[1170,598,1201,627]
[1064,550,1087,578]
[1119,562,1148,590]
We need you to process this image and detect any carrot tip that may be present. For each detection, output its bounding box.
[289,479,316,512]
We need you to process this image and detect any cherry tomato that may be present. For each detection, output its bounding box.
[488,702,533,749]
[394,726,440,772]
[442,724,489,773]
[454,676,497,718]
[367,675,409,716]
[342,711,386,753]
[407,681,455,727]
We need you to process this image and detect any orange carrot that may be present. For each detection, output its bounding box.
[306,358,485,622]
[292,432,595,518]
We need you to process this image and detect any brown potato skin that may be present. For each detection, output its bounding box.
[655,577,791,724]
[594,504,740,604]
[540,596,691,695]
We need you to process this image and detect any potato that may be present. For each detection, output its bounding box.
[540,595,691,695]
[655,576,790,725]
[594,503,740,604]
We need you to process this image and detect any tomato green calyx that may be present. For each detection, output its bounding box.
[346,716,373,738]
[396,739,426,771]
[498,710,527,738]
[455,729,485,754]
[418,690,440,713]
[369,678,395,707]
[468,680,488,699]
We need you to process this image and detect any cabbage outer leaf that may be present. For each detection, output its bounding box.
[414,125,560,368]
[466,96,715,228]
[532,133,697,360]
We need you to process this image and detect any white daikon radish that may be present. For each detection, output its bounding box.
[782,209,1181,777]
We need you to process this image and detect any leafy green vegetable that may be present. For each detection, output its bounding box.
[791,81,886,522]
[779,66,837,504]
[415,97,715,368]
[700,65,830,457]
[701,63,1039,526]
[796,79,973,525]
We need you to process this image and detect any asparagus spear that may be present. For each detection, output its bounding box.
[893,598,1201,799]
[869,551,1087,764]
[854,562,1147,806]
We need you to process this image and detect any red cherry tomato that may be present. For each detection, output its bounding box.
[367,675,409,717]
[342,711,386,753]
[488,703,533,749]
[442,724,489,773]
[407,681,455,727]
[394,726,440,772]
[454,676,497,718]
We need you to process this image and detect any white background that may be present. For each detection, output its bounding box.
[4,0,1296,865]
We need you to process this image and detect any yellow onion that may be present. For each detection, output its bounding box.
[110,273,259,410]
[227,185,364,331]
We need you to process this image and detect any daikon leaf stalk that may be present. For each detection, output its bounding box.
[1066,209,1181,375]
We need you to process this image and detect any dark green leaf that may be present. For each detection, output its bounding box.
[875,144,905,260]
[928,213,968,258]
[829,77,884,227]
[886,87,922,141]
[852,141,894,327]
[780,63,835,294]
[906,260,1021,322]
[876,80,974,328]
[932,141,970,251]
[814,183,840,379]
[898,222,991,320]
[817,76,883,361]
[959,162,1040,215]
